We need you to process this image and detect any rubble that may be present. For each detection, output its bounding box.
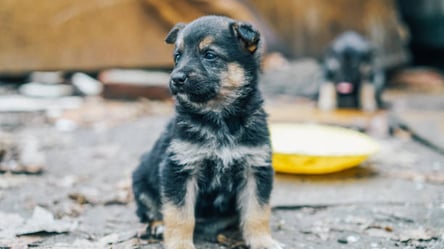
[0,134,46,174]
[0,206,77,238]
[99,69,171,100]
[71,72,103,96]
[19,82,73,98]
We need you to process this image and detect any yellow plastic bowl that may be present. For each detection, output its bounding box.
[270,123,379,174]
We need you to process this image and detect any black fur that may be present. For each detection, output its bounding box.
[132,15,274,242]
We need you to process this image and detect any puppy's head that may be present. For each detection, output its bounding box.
[165,16,262,107]
[324,31,373,95]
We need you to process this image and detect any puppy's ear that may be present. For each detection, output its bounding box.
[231,22,260,53]
[165,23,186,44]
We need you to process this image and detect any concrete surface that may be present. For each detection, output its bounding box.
[0,94,443,249]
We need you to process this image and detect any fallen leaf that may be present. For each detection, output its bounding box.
[16,206,77,235]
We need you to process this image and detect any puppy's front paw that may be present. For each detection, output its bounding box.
[248,237,283,249]
[149,221,164,239]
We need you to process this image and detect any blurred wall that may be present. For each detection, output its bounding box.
[0,0,409,73]
[0,0,173,73]
[252,0,410,68]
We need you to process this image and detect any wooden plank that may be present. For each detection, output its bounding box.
[0,0,174,73]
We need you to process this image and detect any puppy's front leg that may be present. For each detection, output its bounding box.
[360,82,377,112]
[318,82,337,111]
[162,172,198,249]
[238,167,282,249]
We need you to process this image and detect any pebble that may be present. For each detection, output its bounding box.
[30,71,64,84]
[71,73,103,96]
[19,82,73,98]
[55,119,78,132]
[337,235,359,244]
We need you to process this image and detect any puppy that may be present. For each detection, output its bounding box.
[318,31,385,112]
[132,16,281,249]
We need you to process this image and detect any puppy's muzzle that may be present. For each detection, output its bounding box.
[170,72,188,94]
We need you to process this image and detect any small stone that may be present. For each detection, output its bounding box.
[30,71,64,84]
[337,237,348,244]
[19,82,73,98]
[346,235,359,243]
[338,235,359,244]
[55,119,78,132]
[71,73,103,96]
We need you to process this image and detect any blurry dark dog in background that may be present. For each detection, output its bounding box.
[318,31,385,112]
[132,15,281,249]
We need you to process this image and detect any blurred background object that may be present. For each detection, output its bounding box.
[397,0,444,69]
[0,0,409,73]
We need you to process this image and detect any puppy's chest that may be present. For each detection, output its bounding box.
[169,138,270,174]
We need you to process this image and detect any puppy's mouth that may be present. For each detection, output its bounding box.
[172,87,219,104]
[336,82,354,94]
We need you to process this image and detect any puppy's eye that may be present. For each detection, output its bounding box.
[174,52,182,64]
[204,51,217,60]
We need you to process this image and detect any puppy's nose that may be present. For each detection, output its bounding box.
[171,72,187,87]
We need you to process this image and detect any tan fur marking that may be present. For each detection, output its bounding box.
[205,62,246,110]
[162,179,197,249]
[239,174,282,249]
[225,63,246,88]
[199,36,214,50]
[247,44,258,53]
[243,203,272,239]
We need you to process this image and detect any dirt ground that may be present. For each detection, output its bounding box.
[1,84,444,248]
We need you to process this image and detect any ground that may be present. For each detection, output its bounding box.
[0,84,444,248]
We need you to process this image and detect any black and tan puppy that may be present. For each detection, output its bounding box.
[132,16,281,249]
[318,31,385,112]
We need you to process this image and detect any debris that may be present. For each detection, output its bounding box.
[19,82,73,98]
[50,175,80,188]
[54,119,78,132]
[390,68,444,91]
[99,231,137,246]
[383,170,444,184]
[68,180,132,206]
[71,72,103,96]
[0,95,83,113]
[0,174,27,189]
[68,192,90,205]
[0,211,25,238]
[396,228,437,243]
[0,207,77,238]
[0,135,46,174]
[16,206,77,236]
[30,71,64,84]
[53,202,85,219]
[216,234,247,249]
[260,59,322,98]
[99,69,171,100]
[365,225,394,239]
[337,235,359,244]
[0,236,42,249]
